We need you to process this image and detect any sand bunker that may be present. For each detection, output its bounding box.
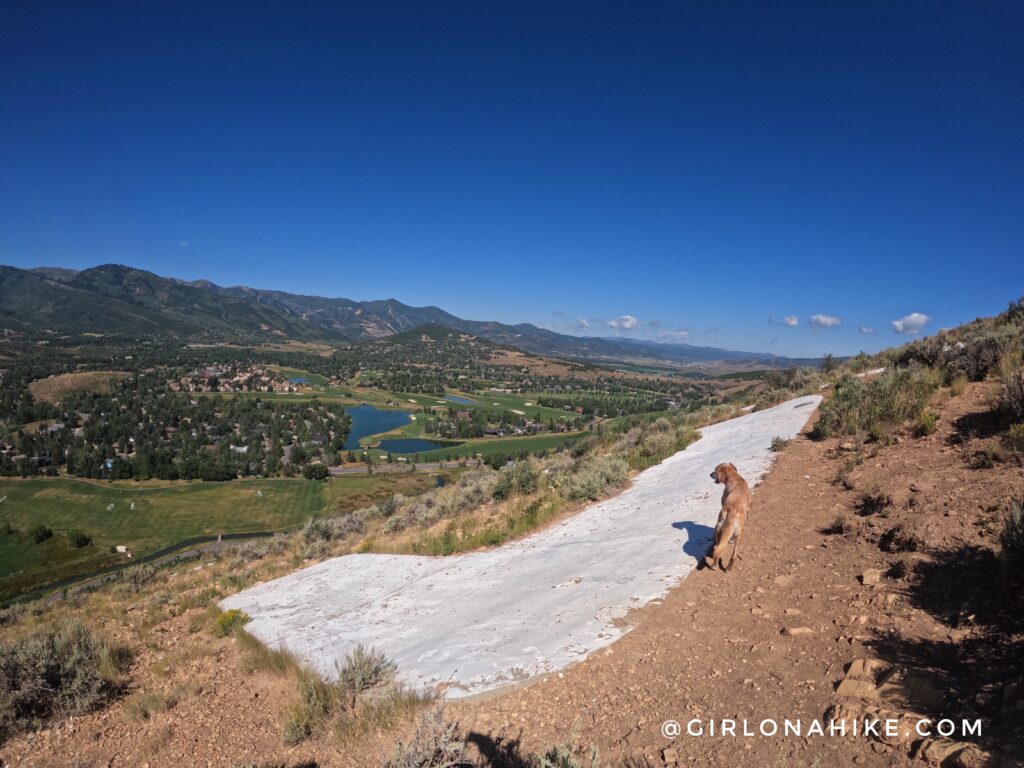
[222,395,821,697]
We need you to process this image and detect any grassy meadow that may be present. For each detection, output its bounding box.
[0,473,435,600]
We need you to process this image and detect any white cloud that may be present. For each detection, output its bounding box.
[178,240,189,248]
[658,330,690,342]
[607,315,639,330]
[858,325,877,335]
[809,314,842,329]
[891,312,931,335]
[576,318,590,330]
[783,315,799,327]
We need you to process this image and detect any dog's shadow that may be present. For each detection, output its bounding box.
[672,520,715,565]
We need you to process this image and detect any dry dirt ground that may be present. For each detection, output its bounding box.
[2,382,1022,768]
[27,371,131,405]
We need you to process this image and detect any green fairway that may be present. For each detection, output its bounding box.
[378,431,586,461]
[396,390,577,421]
[270,366,329,386]
[0,473,434,600]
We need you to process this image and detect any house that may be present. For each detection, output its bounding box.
[230,445,249,455]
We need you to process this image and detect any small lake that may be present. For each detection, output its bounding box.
[444,394,478,405]
[288,377,308,384]
[343,405,412,450]
[377,438,451,454]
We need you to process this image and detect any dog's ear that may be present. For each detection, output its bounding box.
[726,463,737,473]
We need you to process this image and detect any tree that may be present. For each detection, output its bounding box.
[302,464,329,481]
[67,529,92,548]
[30,524,53,543]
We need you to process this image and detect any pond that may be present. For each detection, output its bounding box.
[377,438,453,454]
[288,377,308,384]
[343,404,412,450]
[443,394,478,405]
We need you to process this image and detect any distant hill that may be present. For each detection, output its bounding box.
[0,263,815,369]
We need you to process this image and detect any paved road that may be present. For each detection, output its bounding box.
[223,396,821,698]
[329,460,482,476]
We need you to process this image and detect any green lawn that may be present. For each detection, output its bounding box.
[381,431,586,462]
[396,390,576,421]
[270,366,329,387]
[0,473,434,600]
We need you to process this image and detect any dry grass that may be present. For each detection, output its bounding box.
[27,370,130,405]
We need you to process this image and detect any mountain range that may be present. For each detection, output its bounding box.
[0,264,816,369]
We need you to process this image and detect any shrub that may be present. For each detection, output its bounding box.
[283,667,336,744]
[384,706,466,768]
[945,336,1004,381]
[538,739,600,768]
[1002,365,1024,422]
[914,411,939,437]
[29,524,52,544]
[229,534,290,563]
[821,515,854,535]
[557,456,628,502]
[303,513,366,544]
[281,645,399,745]
[302,516,331,543]
[886,558,912,580]
[118,564,158,592]
[375,495,399,518]
[0,620,132,742]
[950,374,968,396]
[492,461,539,500]
[125,688,186,722]
[336,644,396,694]
[66,529,92,548]
[879,523,923,552]
[969,445,1005,469]
[1000,498,1024,571]
[857,489,892,517]
[813,368,937,439]
[770,436,790,452]
[302,464,330,481]
[211,609,250,637]
[1005,424,1024,453]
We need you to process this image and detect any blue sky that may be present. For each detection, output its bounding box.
[2,2,1022,356]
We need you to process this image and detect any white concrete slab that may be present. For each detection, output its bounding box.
[222,395,821,698]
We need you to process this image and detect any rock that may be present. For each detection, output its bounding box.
[876,668,946,709]
[835,678,877,699]
[952,745,995,768]
[774,575,795,587]
[913,738,991,766]
[860,569,882,586]
[846,658,888,679]
[784,608,802,616]
[662,748,679,764]
[781,626,814,637]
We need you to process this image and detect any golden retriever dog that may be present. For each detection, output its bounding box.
[703,462,751,571]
